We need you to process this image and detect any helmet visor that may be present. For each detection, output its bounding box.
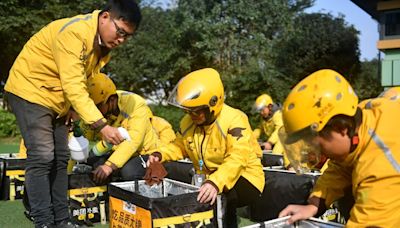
[278,126,322,174]
[167,81,207,112]
[251,103,265,114]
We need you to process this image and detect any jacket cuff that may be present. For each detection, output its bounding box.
[203,180,219,193]
[151,152,163,161]
[105,160,118,171]
[91,118,107,131]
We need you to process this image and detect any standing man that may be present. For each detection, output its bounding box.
[4,1,141,227]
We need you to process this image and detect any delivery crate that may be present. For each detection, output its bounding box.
[0,155,26,201]
[249,168,320,222]
[261,151,284,167]
[243,216,344,228]
[163,160,194,184]
[108,178,224,228]
[22,171,108,225]
[68,173,108,226]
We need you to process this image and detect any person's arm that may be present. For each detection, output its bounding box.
[106,104,152,168]
[279,161,351,223]
[253,128,261,140]
[52,29,105,127]
[310,161,352,207]
[278,200,319,224]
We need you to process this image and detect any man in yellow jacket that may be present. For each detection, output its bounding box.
[252,94,284,155]
[147,68,265,227]
[278,69,400,226]
[84,73,176,183]
[4,1,141,227]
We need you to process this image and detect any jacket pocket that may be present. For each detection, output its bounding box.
[40,81,62,91]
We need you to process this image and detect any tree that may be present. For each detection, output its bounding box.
[353,58,382,100]
[106,6,181,103]
[274,13,361,87]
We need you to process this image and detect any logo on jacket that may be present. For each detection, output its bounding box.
[228,127,246,140]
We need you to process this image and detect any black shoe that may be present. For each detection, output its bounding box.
[24,210,35,221]
[56,220,86,228]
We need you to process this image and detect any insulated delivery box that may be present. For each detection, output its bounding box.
[108,178,224,228]
[249,168,320,222]
[0,154,26,201]
[250,168,345,224]
[68,173,108,226]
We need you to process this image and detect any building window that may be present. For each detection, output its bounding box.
[384,11,400,37]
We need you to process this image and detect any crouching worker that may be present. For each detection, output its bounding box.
[147,68,265,227]
[83,73,162,183]
[278,69,400,226]
[252,94,284,154]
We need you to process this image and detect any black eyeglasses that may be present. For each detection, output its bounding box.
[111,18,133,39]
[183,106,208,117]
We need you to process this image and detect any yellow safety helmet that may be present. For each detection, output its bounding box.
[167,68,224,121]
[279,69,358,174]
[87,73,117,105]
[253,94,273,113]
[378,86,400,101]
[282,69,358,136]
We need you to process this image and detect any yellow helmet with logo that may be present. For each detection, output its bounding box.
[253,94,273,113]
[282,69,358,136]
[379,86,400,101]
[87,73,117,105]
[167,68,224,122]
[279,69,358,174]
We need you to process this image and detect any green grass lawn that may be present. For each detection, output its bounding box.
[0,137,19,154]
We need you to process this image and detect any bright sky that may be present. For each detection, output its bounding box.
[306,0,379,60]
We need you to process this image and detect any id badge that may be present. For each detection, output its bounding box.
[192,173,206,187]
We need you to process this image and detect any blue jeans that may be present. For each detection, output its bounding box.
[7,93,69,227]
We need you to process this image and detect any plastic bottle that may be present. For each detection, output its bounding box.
[92,127,131,156]
[68,121,89,162]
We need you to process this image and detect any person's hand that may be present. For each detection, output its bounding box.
[146,155,160,167]
[92,164,113,184]
[197,182,218,205]
[99,125,124,145]
[278,204,318,224]
[65,109,80,127]
[262,142,273,150]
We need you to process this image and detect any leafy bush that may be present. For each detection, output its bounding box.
[0,109,20,137]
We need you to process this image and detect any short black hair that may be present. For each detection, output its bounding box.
[101,0,142,29]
